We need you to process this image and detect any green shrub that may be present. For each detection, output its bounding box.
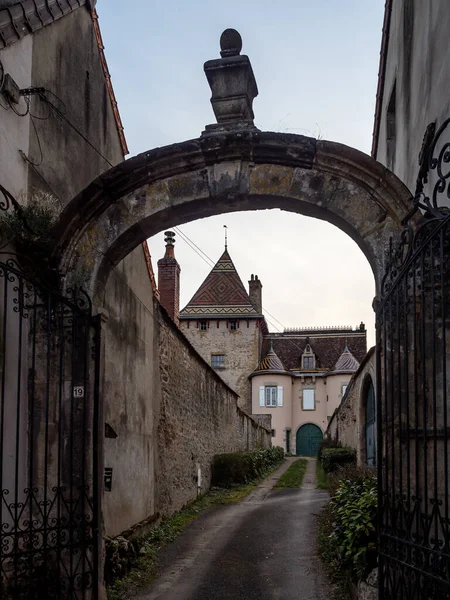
[329,474,377,579]
[321,447,356,473]
[318,438,341,461]
[212,446,284,487]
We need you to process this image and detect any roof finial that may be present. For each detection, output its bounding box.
[224,224,228,249]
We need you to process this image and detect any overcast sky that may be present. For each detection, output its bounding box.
[96,0,387,347]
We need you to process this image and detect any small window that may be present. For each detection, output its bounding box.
[265,386,278,407]
[271,429,276,437]
[303,356,314,369]
[211,354,225,368]
[342,384,348,397]
[199,320,208,331]
[229,320,238,330]
[302,389,315,410]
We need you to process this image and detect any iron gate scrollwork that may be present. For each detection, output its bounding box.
[0,258,100,598]
[377,119,450,599]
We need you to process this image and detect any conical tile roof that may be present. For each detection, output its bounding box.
[331,346,360,373]
[180,249,260,318]
[252,345,287,375]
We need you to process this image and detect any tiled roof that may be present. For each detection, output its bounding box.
[180,249,260,318]
[0,0,86,48]
[264,332,367,372]
[252,345,286,375]
[330,346,360,373]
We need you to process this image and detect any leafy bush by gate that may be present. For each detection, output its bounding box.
[318,469,377,584]
[212,446,284,487]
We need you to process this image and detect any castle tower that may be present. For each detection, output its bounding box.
[179,248,266,412]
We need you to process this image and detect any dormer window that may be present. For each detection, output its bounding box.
[303,356,314,369]
[302,344,315,370]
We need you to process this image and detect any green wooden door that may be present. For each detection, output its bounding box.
[296,424,323,457]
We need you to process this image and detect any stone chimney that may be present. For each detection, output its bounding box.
[157,232,181,326]
[249,274,262,314]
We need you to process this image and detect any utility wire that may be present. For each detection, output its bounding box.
[174,226,215,266]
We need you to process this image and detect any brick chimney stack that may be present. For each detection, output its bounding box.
[249,274,262,314]
[157,232,181,326]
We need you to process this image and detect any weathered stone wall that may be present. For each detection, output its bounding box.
[326,348,376,465]
[102,286,270,534]
[180,318,262,413]
[158,308,271,516]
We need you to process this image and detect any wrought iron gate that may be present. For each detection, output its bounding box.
[377,120,450,599]
[0,258,100,598]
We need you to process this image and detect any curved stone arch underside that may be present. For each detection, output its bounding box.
[53,131,416,303]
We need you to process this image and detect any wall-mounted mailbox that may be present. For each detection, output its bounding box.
[104,467,113,492]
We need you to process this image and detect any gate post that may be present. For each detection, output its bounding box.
[92,308,108,600]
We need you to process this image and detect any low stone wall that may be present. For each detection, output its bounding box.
[326,347,376,465]
[156,303,271,516]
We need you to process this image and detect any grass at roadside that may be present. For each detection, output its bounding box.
[273,459,307,489]
[316,459,329,489]
[107,461,284,600]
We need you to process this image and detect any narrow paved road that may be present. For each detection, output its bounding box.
[137,458,331,600]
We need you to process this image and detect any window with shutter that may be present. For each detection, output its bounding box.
[259,386,265,407]
[277,386,283,406]
[264,386,277,407]
[302,389,315,410]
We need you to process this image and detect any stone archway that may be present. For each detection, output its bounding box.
[52,131,415,302]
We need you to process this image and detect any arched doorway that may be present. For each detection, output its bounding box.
[296,424,323,457]
[364,378,376,467]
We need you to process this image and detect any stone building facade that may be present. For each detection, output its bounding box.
[252,330,367,454]
[157,235,367,455]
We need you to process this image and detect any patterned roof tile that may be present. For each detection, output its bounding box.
[252,345,286,375]
[331,346,360,373]
[180,249,259,318]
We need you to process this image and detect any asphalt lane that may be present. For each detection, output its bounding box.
[138,458,331,600]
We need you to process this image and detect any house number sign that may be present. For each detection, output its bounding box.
[73,386,84,398]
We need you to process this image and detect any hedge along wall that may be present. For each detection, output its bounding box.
[156,303,271,516]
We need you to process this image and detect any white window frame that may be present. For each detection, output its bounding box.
[341,383,348,397]
[259,385,283,407]
[302,389,315,411]
[229,320,238,331]
[265,386,277,407]
[199,320,208,331]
